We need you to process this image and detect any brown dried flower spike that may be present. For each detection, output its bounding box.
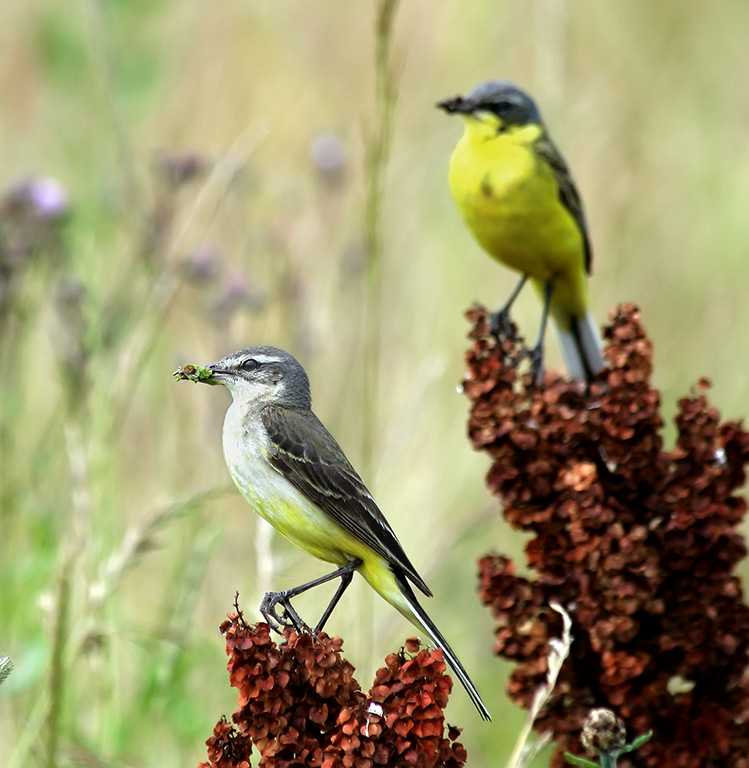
[464,303,749,768]
[198,615,468,768]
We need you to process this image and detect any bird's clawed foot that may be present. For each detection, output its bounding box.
[506,344,545,390]
[489,274,528,341]
[528,343,545,390]
[489,309,517,342]
[260,590,313,635]
[258,559,361,637]
[501,277,550,391]
[490,306,545,388]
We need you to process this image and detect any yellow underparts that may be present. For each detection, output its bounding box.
[448,116,590,326]
[229,461,417,624]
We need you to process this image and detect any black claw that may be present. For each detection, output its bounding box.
[528,344,545,390]
[489,309,516,341]
[260,591,312,635]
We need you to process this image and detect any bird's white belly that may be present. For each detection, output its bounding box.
[221,402,351,565]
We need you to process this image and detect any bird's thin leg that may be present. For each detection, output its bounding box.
[490,274,528,339]
[314,566,356,634]
[528,278,554,387]
[260,558,362,635]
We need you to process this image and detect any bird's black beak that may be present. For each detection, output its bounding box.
[207,363,231,378]
[436,95,472,114]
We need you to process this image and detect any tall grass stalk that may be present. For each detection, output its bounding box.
[361,0,401,476]
[533,0,567,113]
[357,0,402,663]
[45,557,70,768]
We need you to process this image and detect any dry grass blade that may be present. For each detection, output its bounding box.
[505,602,573,768]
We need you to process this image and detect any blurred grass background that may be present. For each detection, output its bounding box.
[1,1,748,766]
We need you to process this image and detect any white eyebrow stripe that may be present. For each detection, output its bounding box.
[241,353,281,365]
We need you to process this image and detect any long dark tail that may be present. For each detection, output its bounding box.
[393,571,491,721]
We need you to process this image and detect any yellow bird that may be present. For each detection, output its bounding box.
[176,347,491,720]
[438,81,605,383]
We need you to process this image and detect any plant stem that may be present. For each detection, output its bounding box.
[46,556,71,768]
[361,0,401,478]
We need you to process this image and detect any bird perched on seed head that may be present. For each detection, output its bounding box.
[176,346,491,720]
[438,80,605,383]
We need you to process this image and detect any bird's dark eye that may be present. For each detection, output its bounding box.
[492,99,513,113]
[241,358,260,372]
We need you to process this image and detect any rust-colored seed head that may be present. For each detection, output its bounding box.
[198,616,467,768]
[464,303,749,768]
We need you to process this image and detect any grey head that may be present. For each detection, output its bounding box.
[437,80,542,128]
[206,345,311,410]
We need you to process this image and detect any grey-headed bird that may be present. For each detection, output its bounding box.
[176,346,490,720]
[438,81,605,383]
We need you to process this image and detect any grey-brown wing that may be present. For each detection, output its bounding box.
[534,133,593,274]
[260,405,432,596]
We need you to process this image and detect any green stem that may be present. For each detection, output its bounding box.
[46,556,72,768]
[361,0,401,477]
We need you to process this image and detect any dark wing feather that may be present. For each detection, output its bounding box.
[260,405,432,596]
[534,133,592,274]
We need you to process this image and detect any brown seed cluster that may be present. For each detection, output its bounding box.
[463,303,749,768]
[198,617,467,768]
